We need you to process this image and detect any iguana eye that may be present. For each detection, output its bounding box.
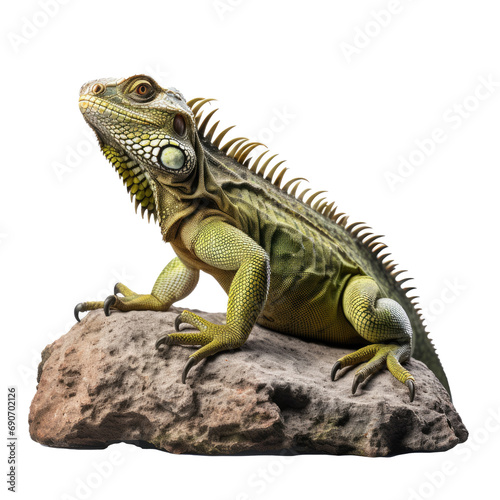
[129,81,156,101]
[173,114,186,136]
[136,84,150,96]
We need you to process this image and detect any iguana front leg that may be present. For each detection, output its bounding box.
[155,220,270,383]
[331,275,416,401]
[74,257,199,321]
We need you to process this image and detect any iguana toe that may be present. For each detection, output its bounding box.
[103,295,116,317]
[155,334,173,350]
[113,282,137,297]
[351,372,366,395]
[182,357,198,384]
[175,310,212,331]
[406,379,415,402]
[174,313,189,331]
[73,300,105,322]
[74,303,84,322]
[331,361,342,381]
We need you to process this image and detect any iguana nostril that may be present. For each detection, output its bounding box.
[92,83,105,95]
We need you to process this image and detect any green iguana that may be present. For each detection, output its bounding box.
[75,74,450,402]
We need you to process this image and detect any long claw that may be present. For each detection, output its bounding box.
[155,334,171,350]
[103,295,116,317]
[352,373,365,395]
[182,357,197,384]
[113,283,120,295]
[174,314,186,332]
[174,314,182,331]
[74,303,84,322]
[331,361,341,381]
[406,379,415,402]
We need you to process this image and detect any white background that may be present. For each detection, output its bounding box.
[2,1,499,499]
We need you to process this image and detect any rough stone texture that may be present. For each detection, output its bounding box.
[29,309,468,456]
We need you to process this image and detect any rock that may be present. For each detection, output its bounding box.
[29,309,468,456]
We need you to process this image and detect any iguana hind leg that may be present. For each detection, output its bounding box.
[74,257,199,321]
[331,275,415,401]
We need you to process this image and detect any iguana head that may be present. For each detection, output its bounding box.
[79,75,197,178]
[79,75,232,240]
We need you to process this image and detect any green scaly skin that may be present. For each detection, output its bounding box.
[75,75,451,401]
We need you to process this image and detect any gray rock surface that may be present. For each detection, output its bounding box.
[29,309,468,456]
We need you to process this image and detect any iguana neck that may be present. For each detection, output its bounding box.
[156,134,241,242]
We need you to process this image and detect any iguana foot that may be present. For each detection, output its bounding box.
[74,257,200,322]
[331,343,415,401]
[155,310,245,384]
[336,275,416,402]
[74,282,170,322]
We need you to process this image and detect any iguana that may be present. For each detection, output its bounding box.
[75,74,451,402]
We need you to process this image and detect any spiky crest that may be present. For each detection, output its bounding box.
[102,145,157,223]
